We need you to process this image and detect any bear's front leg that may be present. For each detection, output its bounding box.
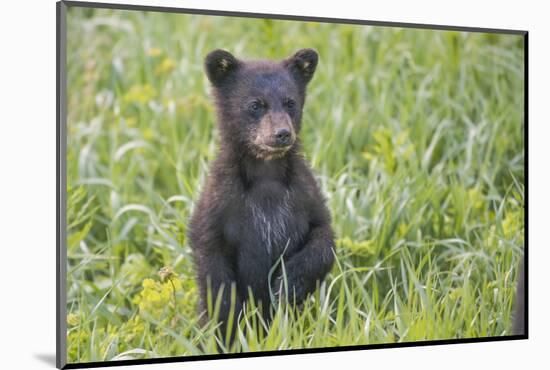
[195,247,242,344]
[235,247,274,318]
[277,225,335,304]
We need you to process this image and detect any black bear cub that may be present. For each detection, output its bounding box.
[189,48,335,342]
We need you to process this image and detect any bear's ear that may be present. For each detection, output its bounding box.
[205,49,241,86]
[284,48,319,85]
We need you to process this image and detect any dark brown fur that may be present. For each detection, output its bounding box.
[189,49,335,343]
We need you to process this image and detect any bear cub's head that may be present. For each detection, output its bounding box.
[205,48,318,160]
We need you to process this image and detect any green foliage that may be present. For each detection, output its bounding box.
[65,6,525,364]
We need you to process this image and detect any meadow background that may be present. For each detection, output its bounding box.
[65,6,525,364]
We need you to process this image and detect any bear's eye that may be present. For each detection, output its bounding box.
[284,98,296,110]
[248,100,264,114]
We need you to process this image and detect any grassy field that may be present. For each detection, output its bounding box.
[65,6,525,363]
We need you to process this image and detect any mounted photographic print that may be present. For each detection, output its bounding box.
[56,1,527,368]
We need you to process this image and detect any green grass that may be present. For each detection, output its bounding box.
[65,7,525,363]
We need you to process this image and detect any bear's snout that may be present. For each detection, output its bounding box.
[252,111,296,158]
[261,112,295,148]
[274,128,292,147]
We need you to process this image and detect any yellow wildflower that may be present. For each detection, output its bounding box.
[67,313,80,326]
[123,84,156,105]
[147,47,162,57]
[143,128,155,141]
[155,57,176,75]
[124,116,137,127]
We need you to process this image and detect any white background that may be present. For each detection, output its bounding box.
[0,0,546,369]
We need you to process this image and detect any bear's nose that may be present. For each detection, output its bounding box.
[274,128,291,146]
